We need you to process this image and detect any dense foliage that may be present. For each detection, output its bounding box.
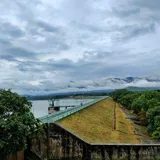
[0,89,43,155]
[111,89,160,139]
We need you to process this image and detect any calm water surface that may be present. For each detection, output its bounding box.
[31,99,94,118]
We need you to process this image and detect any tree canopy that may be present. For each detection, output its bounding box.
[0,89,43,155]
[111,89,160,140]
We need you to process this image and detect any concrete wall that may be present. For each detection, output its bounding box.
[0,152,24,160]
[31,123,160,160]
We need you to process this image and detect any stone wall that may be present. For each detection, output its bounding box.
[31,123,160,160]
[0,152,24,160]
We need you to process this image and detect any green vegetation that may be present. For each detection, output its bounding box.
[57,98,139,144]
[0,89,43,156]
[111,89,160,139]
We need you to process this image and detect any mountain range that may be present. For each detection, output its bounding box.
[61,76,160,90]
[23,76,160,96]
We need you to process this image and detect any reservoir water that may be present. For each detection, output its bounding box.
[31,98,94,118]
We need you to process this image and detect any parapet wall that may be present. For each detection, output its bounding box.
[31,123,160,160]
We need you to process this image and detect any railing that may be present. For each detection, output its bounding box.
[39,96,108,123]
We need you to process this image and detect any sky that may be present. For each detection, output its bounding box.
[0,0,160,94]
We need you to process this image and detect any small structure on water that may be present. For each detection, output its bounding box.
[48,99,75,114]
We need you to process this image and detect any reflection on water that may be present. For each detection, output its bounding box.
[31,99,94,118]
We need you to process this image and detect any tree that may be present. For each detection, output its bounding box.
[0,89,43,156]
[111,89,131,102]
[119,92,141,109]
[144,91,160,101]
[111,89,160,139]
[147,106,160,134]
[131,95,147,113]
[152,127,160,139]
[146,98,160,109]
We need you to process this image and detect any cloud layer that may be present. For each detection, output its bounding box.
[0,0,160,94]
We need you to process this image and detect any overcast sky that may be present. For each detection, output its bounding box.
[0,0,160,94]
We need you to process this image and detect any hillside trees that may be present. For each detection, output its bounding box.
[147,106,160,138]
[0,89,43,156]
[111,89,160,139]
[131,94,147,113]
[119,92,141,109]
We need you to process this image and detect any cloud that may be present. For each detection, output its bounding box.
[6,47,37,59]
[0,21,24,38]
[132,0,160,10]
[112,7,140,17]
[36,20,60,33]
[0,0,160,94]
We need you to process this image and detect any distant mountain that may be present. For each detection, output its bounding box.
[23,76,160,96]
[60,76,160,91]
[26,89,114,100]
[126,86,160,91]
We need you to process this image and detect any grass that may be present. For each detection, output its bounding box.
[57,98,144,144]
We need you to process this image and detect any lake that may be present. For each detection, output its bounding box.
[31,98,95,118]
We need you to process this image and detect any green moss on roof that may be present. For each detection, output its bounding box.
[57,98,140,144]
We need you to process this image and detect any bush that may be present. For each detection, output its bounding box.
[0,89,43,155]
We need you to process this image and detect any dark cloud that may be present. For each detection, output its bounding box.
[132,0,160,10]
[0,55,18,62]
[36,20,60,33]
[112,6,140,17]
[0,38,12,46]
[6,47,37,59]
[0,21,24,38]
[119,23,156,41]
